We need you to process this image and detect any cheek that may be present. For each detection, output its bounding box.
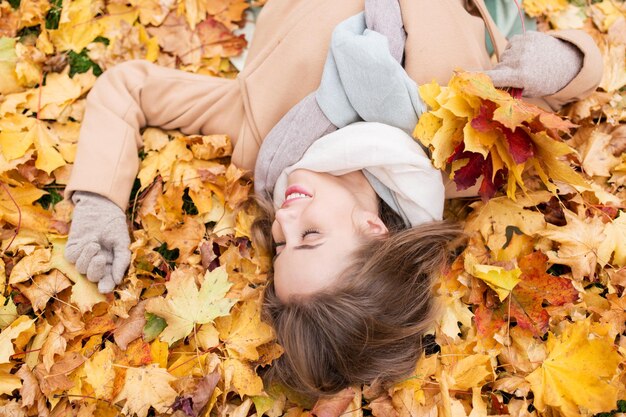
[270,220,282,242]
[309,200,359,235]
[308,192,354,222]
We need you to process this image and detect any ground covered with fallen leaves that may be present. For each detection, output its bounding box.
[0,0,624,416]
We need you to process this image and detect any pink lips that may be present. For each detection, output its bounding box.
[281,185,312,208]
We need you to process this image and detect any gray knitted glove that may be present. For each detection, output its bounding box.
[65,191,131,293]
[484,31,584,97]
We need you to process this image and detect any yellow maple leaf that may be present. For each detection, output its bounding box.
[523,0,568,18]
[206,0,249,29]
[49,0,104,52]
[24,320,51,370]
[0,117,70,177]
[150,339,169,368]
[591,0,626,32]
[0,363,21,396]
[35,28,54,55]
[0,130,32,161]
[390,353,438,411]
[0,38,21,95]
[600,43,626,93]
[526,319,622,417]
[15,43,43,88]
[0,294,17,330]
[464,253,522,301]
[464,193,548,250]
[141,128,170,152]
[437,295,474,342]
[215,294,275,361]
[49,239,107,313]
[99,3,140,41]
[114,364,178,417]
[138,137,194,189]
[551,4,586,30]
[84,344,116,400]
[27,72,83,119]
[40,322,66,372]
[444,354,493,391]
[192,134,232,159]
[130,0,173,26]
[223,358,265,397]
[538,209,610,280]
[602,211,626,267]
[145,266,237,345]
[0,316,35,364]
[0,181,53,232]
[18,0,50,28]
[31,120,67,174]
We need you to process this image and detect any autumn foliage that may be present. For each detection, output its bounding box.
[0,1,625,417]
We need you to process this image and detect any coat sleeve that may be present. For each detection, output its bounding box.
[539,29,603,111]
[65,60,242,210]
[484,1,602,111]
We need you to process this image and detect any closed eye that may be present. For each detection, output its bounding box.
[274,229,318,246]
[301,229,320,239]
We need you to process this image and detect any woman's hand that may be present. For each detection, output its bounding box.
[65,191,131,293]
[484,31,584,97]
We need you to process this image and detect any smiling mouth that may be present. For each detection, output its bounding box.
[285,192,310,201]
[282,185,312,207]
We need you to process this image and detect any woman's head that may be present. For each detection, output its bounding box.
[251,169,462,398]
[262,222,461,398]
[270,169,391,300]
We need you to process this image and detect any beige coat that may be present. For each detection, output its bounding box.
[66,0,602,210]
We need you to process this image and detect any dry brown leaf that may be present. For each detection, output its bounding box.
[113,300,147,350]
[33,351,85,395]
[15,270,71,312]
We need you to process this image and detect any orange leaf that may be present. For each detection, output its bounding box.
[474,252,578,337]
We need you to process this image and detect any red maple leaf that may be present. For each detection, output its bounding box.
[474,251,578,337]
[503,127,534,164]
[471,101,500,133]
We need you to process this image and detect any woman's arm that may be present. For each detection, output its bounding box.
[65,60,241,210]
[64,60,241,292]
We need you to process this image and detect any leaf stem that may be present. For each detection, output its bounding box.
[0,182,22,254]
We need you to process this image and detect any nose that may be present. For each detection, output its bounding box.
[275,207,298,224]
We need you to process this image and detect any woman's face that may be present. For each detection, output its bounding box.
[271,169,387,301]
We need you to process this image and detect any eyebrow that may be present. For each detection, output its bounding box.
[273,242,324,261]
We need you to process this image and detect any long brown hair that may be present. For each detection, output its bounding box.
[251,196,462,399]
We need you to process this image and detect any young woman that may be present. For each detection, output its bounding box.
[64,0,602,399]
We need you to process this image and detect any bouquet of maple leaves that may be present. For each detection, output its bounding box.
[414,71,590,199]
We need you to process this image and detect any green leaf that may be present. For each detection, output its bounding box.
[93,36,110,46]
[0,38,17,62]
[35,186,63,210]
[155,243,179,269]
[143,313,167,342]
[68,49,102,77]
[182,188,198,215]
[45,0,63,30]
[17,26,41,43]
